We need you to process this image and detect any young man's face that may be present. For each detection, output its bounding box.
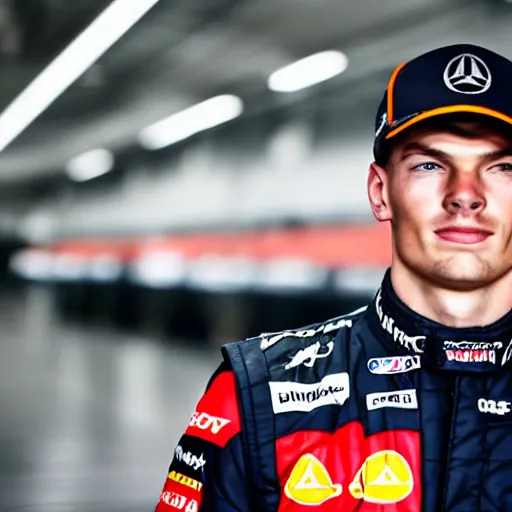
[368,120,512,290]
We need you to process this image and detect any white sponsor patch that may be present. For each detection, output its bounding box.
[270,373,350,414]
[188,411,230,435]
[174,445,206,471]
[478,398,511,416]
[366,390,418,411]
[444,341,503,351]
[284,341,334,370]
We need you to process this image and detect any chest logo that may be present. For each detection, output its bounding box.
[366,390,418,411]
[285,453,342,505]
[349,450,413,504]
[269,373,349,414]
[478,398,511,416]
[368,355,421,374]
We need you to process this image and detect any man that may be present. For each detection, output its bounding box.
[155,43,512,511]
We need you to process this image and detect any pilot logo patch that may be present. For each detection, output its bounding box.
[349,450,413,504]
[285,453,342,505]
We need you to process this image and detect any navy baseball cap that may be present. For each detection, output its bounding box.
[373,44,512,165]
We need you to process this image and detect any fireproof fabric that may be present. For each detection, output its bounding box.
[155,269,512,511]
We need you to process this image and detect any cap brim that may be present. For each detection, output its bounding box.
[385,104,512,140]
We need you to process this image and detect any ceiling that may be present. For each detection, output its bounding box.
[0,0,508,185]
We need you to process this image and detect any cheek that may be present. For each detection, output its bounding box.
[388,179,441,248]
[488,184,512,218]
[389,179,439,226]
[485,186,512,246]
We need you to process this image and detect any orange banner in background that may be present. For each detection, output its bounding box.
[45,223,391,269]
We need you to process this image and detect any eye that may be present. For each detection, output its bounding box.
[494,162,512,172]
[413,162,442,172]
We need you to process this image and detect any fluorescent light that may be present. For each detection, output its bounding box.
[268,50,348,93]
[0,0,162,152]
[9,250,53,281]
[66,148,114,182]
[257,258,328,290]
[186,256,257,292]
[129,253,186,288]
[138,94,244,150]
[88,255,123,282]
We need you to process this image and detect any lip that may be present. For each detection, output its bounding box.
[435,226,493,245]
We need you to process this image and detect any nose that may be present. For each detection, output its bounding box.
[443,174,486,215]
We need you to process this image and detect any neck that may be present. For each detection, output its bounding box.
[390,263,512,328]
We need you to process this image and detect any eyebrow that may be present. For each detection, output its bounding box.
[400,142,512,164]
[401,142,448,161]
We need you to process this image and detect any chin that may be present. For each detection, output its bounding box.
[428,254,500,291]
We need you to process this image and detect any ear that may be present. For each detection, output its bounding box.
[367,162,393,222]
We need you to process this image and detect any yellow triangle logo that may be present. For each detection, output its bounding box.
[348,450,413,504]
[285,454,342,505]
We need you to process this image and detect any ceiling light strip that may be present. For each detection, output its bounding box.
[0,0,162,153]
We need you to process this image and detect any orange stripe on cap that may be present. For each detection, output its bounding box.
[385,104,512,139]
[386,62,406,124]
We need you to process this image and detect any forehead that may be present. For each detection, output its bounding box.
[389,121,512,160]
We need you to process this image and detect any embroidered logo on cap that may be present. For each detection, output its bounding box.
[443,53,491,94]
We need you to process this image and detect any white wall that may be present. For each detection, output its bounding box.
[20,122,375,241]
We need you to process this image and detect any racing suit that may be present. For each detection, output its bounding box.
[155,269,512,511]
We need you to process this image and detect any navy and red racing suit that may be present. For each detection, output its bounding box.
[155,269,512,511]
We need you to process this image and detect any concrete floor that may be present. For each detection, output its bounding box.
[0,287,220,511]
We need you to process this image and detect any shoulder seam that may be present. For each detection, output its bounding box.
[259,305,368,351]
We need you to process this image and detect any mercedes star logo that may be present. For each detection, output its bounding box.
[443,53,491,95]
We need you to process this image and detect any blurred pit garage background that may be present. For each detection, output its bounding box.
[0,0,510,510]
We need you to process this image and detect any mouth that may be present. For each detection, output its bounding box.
[434,226,493,245]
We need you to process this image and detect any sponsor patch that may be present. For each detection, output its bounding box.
[367,356,420,375]
[366,390,417,411]
[184,371,241,447]
[157,440,207,511]
[275,423,422,511]
[188,411,230,435]
[375,290,425,353]
[443,340,502,364]
[478,398,511,416]
[270,373,350,414]
[168,470,203,492]
[285,453,342,506]
[159,491,198,511]
[260,308,365,351]
[174,444,206,472]
[285,341,334,370]
[349,450,414,504]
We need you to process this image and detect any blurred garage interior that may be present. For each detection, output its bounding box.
[0,0,511,510]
